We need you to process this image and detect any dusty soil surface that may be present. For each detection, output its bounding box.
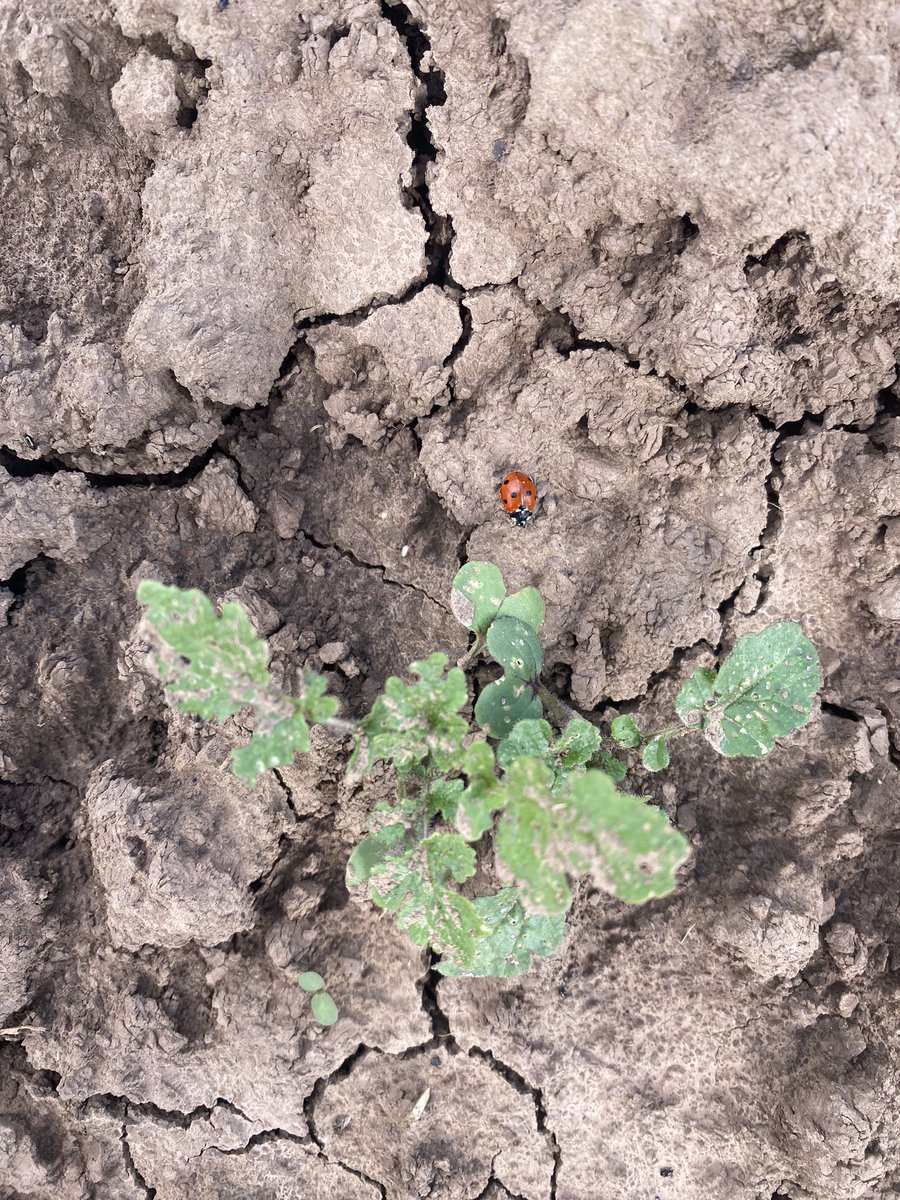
[2,1,900,1197]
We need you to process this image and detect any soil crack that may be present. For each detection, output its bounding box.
[466,1044,561,1198]
[303,1044,388,1197]
[297,527,452,616]
[122,1124,157,1198]
[380,0,452,289]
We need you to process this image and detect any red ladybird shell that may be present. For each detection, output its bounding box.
[499,471,537,526]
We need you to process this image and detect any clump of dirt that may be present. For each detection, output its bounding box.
[2,2,899,1198]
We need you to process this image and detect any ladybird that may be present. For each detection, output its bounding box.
[499,470,538,526]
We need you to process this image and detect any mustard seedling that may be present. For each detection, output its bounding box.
[136,564,820,982]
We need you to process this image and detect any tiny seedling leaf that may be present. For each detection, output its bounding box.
[299,972,325,993]
[610,714,642,749]
[693,623,821,758]
[496,587,545,634]
[311,991,339,1026]
[436,888,566,978]
[474,676,543,738]
[641,737,670,772]
[451,562,506,634]
[486,616,543,680]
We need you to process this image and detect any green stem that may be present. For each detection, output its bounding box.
[535,682,574,730]
[642,721,702,744]
[457,632,486,669]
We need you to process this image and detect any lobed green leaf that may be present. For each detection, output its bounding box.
[641,738,670,773]
[495,758,690,912]
[351,826,488,969]
[231,709,311,785]
[453,741,505,840]
[138,581,339,786]
[436,888,566,978]
[497,719,553,771]
[358,653,468,775]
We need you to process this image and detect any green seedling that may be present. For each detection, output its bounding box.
[298,971,339,1027]
[137,564,821,981]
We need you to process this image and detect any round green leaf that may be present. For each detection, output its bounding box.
[299,971,325,993]
[709,623,821,758]
[311,991,339,1026]
[497,587,545,634]
[451,562,506,634]
[610,714,642,749]
[486,616,543,680]
[475,677,543,738]
[642,738,670,772]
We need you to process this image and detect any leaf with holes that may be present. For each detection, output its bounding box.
[496,587,545,634]
[435,888,566,978]
[554,718,602,769]
[356,653,468,775]
[486,616,543,680]
[365,830,488,967]
[452,741,506,840]
[610,714,642,749]
[696,624,821,758]
[451,562,506,634]
[675,668,717,727]
[474,676,543,738]
[495,758,690,912]
[137,581,338,786]
[496,719,553,772]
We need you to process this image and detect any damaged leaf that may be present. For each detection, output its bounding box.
[495,758,690,912]
[436,888,566,978]
[677,623,821,758]
[137,581,338,785]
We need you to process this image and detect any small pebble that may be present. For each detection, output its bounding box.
[319,641,347,665]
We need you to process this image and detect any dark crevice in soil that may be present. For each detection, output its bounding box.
[467,1044,561,1196]
[304,1045,388,1197]
[121,1126,157,1198]
[0,439,220,488]
[821,700,865,724]
[421,952,452,1040]
[380,0,453,290]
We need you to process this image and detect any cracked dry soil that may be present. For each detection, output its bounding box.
[1,1,900,1198]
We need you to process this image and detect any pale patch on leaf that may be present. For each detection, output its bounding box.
[495,758,690,912]
[451,562,506,634]
[678,624,821,758]
[137,581,338,786]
